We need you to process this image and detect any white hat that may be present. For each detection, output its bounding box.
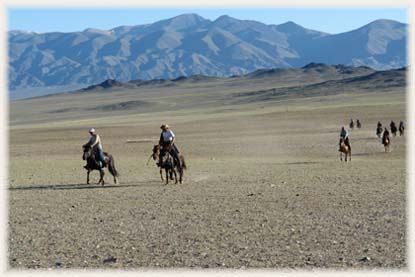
[89,128,96,133]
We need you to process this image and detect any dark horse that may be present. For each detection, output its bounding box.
[82,145,119,185]
[399,122,405,136]
[356,119,361,129]
[376,126,383,138]
[152,144,187,184]
[390,121,397,137]
[349,120,354,130]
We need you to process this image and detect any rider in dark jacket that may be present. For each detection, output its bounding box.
[382,128,390,145]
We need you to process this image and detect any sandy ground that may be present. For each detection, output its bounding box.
[8,91,406,269]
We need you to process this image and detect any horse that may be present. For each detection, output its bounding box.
[339,138,351,162]
[349,120,354,130]
[356,120,361,129]
[376,126,383,138]
[390,121,397,137]
[82,145,119,185]
[382,133,391,152]
[399,123,405,136]
[152,144,187,184]
[151,144,177,184]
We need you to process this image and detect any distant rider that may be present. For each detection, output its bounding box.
[339,126,351,151]
[382,127,390,145]
[399,120,405,136]
[356,119,361,129]
[376,121,383,137]
[390,120,397,136]
[83,128,106,167]
[159,124,181,167]
[377,121,382,129]
[349,118,354,129]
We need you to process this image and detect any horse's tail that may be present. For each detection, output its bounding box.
[108,155,119,177]
[180,154,187,170]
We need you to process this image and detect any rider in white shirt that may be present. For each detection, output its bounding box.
[83,128,106,167]
[159,124,181,166]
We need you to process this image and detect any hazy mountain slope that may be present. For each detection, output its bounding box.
[8,14,407,95]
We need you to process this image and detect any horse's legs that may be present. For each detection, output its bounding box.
[179,166,183,184]
[160,169,164,181]
[165,168,169,185]
[87,169,90,184]
[173,169,178,184]
[340,151,342,161]
[349,149,351,161]
[98,169,105,185]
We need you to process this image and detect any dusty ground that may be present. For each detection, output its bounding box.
[8,90,406,269]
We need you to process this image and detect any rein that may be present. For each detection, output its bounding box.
[146,154,153,165]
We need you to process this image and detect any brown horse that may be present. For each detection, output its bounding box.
[339,138,351,162]
[82,145,119,185]
[382,133,391,152]
[152,144,187,184]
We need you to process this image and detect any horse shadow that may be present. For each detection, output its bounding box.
[9,181,161,191]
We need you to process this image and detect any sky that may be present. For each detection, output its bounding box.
[7,8,407,35]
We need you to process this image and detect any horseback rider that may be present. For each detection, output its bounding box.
[83,128,106,167]
[339,126,351,151]
[382,127,390,145]
[390,120,397,135]
[376,121,383,137]
[356,119,361,128]
[158,124,181,167]
[399,120,405,136]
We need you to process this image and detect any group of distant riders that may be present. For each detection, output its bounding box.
[339,118,405,153]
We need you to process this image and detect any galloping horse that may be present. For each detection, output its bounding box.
[399,122,405,136]
[152,144,187,184]
[349,120,354,130]
[390,121,397,137]
[339,138,351,162]
[376,126,383,138]
[382,132,391,152]
[152,144,177,184]
[83,145,119,185]
[356,119,361,129]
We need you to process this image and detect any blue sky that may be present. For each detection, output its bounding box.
[7,8,407,34]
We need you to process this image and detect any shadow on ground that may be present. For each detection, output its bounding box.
[9,181,161,191]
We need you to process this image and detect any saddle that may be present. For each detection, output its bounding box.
[91,147,107,168]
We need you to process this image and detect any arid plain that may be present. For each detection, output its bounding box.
[8,65,406,269]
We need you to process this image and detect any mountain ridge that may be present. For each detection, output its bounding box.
[9,14,407,96]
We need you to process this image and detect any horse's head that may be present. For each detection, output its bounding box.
[83,145,92,160]
[152,144,160,161]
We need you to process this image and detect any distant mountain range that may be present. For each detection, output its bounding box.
[8,14,407,97]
